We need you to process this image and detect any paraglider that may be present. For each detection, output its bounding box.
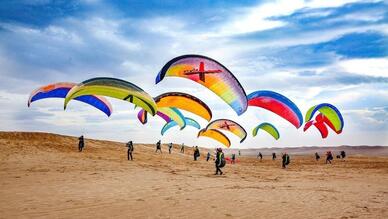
[158,107,186,129]
[197,128,231,148]
[247,90,303,128]
[155,54,248,116]
[305,103,344,133]
[303,113,339,139]
[205,119,247,143]
[64,77,157,115]
[161,117,201,135]
[155,92,212,121]
[252,123,280,140]
[28,82,112,117]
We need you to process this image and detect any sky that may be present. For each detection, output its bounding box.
[0,0,387,148]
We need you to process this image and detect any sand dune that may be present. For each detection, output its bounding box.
[0,132,387,218]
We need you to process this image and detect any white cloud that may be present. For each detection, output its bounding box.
[204,0,367,37]
[338,58,388,77]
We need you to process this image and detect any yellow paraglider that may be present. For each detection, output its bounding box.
[197,128,231,148]
[155,92,212,121]
[64,77,157,115]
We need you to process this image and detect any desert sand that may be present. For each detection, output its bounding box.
[1,132,387,219]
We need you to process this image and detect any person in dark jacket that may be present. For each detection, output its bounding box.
[194,146,200,161]
[168,143,173,154]
[78,135,84,152]
[326,151,333,164]
[272,152,276,160]
[340,151,346,160]
[215,148,225,175]
[315,152,321,161]
[206,152,211,161]
[155,140,162,154]
[282,152,290,168]
[315,152,320,161]
[127,141,134,160]
[180,143,185,153]
[258,152,263,161]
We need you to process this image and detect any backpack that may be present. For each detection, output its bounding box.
[219,153,226,168]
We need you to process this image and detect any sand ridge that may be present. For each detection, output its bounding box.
[0,132,387,218]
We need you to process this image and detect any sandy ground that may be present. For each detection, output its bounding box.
[0,132,387,219]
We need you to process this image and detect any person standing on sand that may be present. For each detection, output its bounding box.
[127,141,134,160]
[326,151,333,164]
[180,143,185,153]
[206,152,211,161]
[215,148,225,175]
[156,140,162,154]
[315,152,320,161]
[168,143,173,154]
[282,152,290,168]
[193,146,200,161]
[238,150,241,156]
[78,135,84,152]
[258,152,263,161]
[340,151,346,160]
[272,152,276,160]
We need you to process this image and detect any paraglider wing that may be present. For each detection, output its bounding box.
[321,113,342,134]
[252,122,280,140]
[161,117,201,135]
[305,103,344,133]
[247,90,303,128]
[28,82,112,117]
[155,92,212,121]
[205,119,247,143]
[158,107,186,129]
[197,128,231,148]
[313,121,329,139]
[155,54,248,115]
[303,120,314,132]
[137,109,171,125]
[64,77,157,115]
[303,118,328,139]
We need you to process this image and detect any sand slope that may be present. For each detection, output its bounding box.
[0,132,387,219]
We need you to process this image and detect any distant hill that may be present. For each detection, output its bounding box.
[1,131,387,156]
[226,145,388,156]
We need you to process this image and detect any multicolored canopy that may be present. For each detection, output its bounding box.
[205,119,247,143]
[155,92,212,121]
[156,55,247,115]
[64,77,157,115]
[247,90,303,128]
[28,82,112,117]
[161,117,201,135]
[305,103,344,133]
[252,122,280,140]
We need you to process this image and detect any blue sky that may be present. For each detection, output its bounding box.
[0,0,387,147]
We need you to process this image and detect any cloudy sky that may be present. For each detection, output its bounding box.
[0,0,387,148]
